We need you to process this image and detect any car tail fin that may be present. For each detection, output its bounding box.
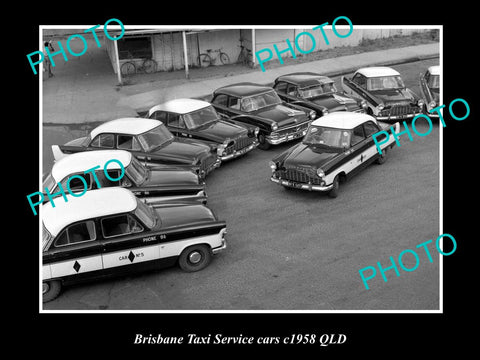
[51,145,67,161]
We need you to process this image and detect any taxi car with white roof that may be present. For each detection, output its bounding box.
[269,112,399,197]
[42,187,227,302]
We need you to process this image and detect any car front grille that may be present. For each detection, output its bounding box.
[275,168,321,185]
[277,121,310,136]
[200,154,217,173]
[225,136,255,155]
[380,104,421,118]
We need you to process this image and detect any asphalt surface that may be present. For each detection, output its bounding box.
[43,58,440,310]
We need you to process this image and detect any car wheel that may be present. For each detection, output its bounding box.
[43,280,62,303]
[328,175,340,198]
[376,147,388,164]
[257,133,271,150]
[178,245,212,272]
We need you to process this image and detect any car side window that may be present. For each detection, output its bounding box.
[274,81,287,93]
[286,84,297,96]
[151,111,168,121]
[90,133,114,148]
[118,135,141,150]
[363,121,380,137]
[228,96,241,110]
[54,220,96,247]
[168,113,185,128]
[101,214,144,238]
[353,74,366,89]
[96,169,122,188]
[212,94,228,107]
[59,173,92,193]
[351,125,366,146]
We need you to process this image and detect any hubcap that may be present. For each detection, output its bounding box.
[43,282,49,294]
[188,251,202,264]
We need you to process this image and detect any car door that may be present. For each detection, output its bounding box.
[346,124,371,177]
[273,81,297,103]
[167,113,192,139]
[44,220,104,283]
[362,121,385,162]
[99,213,160,274]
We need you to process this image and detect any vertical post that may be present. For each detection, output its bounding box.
[182,31,189,79]
[251,28,256,66]
[113,35,122,84]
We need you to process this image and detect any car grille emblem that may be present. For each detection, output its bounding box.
[128,251,136,263]
[73,261,81,273]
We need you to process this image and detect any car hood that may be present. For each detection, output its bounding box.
[153,204,216,228]
[308,93,359,111]
[142,169,200,186]
[280,143,339,168]
[252,104,307,126]
[64,136,88,146]
[151,140,210,162]
[194,120,247,143]
[370,88,415,105]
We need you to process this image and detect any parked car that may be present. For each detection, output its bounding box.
[147,98,259,161]
[419,65,440,117]
[42,150,207,204]
[51,118,220,178]
[341,67,424,121]
[42,187,227,302]
[269,112,399,197]
[273,72,367,116]
[210,82,316,150]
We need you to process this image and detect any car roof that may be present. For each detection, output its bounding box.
[427,65,440,75]
[355,66,400,78]
[275,72,333,87]
[214,82,273,97]
[311,112,377,129]
[90,118,161,139]
[42,188,138,237]
[51,150,132,183]
[148,98,210,116]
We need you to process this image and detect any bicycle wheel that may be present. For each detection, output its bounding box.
[142,59,157,73]
[121,61,136,76]
[220,52,230,65]
[198,53,212,67]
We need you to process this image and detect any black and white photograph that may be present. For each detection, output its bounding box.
[18,7,476,356]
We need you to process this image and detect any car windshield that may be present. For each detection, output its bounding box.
[303,125,351,148]
[125,156,148,185]
[298,82,337,98]
[240,90,282,112]
[367,76,405,91]
[428,74,440,89]
[134,198,157,229]
[42,223,53,250]
[42,173,56,192]
[137,124,174,152]
[183,105,220,129]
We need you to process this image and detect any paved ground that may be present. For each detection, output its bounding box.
[43,58,441,310]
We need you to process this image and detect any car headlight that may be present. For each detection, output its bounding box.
[254,127,259,136]
[309,110,316,119]
[376,104,384,112]
[272,123,278,131]
[269,161,277,171]
[429,100,436,109]
[417,99,424,107]
[316,168,325,178]
[322,108,329,116]
[360,100,368,109]
[217,142,228,156]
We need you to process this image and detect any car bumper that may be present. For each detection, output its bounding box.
[270,176,333,192]
[199,157,221,177]
[375,112,422,121]
[212,238,227,255]
[266,129,308,145]
[220,140,258,161]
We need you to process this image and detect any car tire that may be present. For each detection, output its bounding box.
[328,175,340,198]
[43,280,62,303]
[257,133,271,150]
[376,147,388,164]
[178,244,212,272]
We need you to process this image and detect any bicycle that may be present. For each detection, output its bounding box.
[121,55,158,76]
[197,48,230,67]
[236,44,253,67]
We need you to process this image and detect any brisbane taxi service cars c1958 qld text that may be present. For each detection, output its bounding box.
[273,72,368,116]
[210,82,317,150]
[42,187,227,302]
[269,112,399,197]
[341,66,424,121]
[42,149,208,205]
[147,98,259,161]
[51,118,221,178]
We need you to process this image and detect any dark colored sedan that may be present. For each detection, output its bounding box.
[273,72,367,116]
[211,82,316,150]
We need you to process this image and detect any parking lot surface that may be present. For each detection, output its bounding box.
[43,58,440,310]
